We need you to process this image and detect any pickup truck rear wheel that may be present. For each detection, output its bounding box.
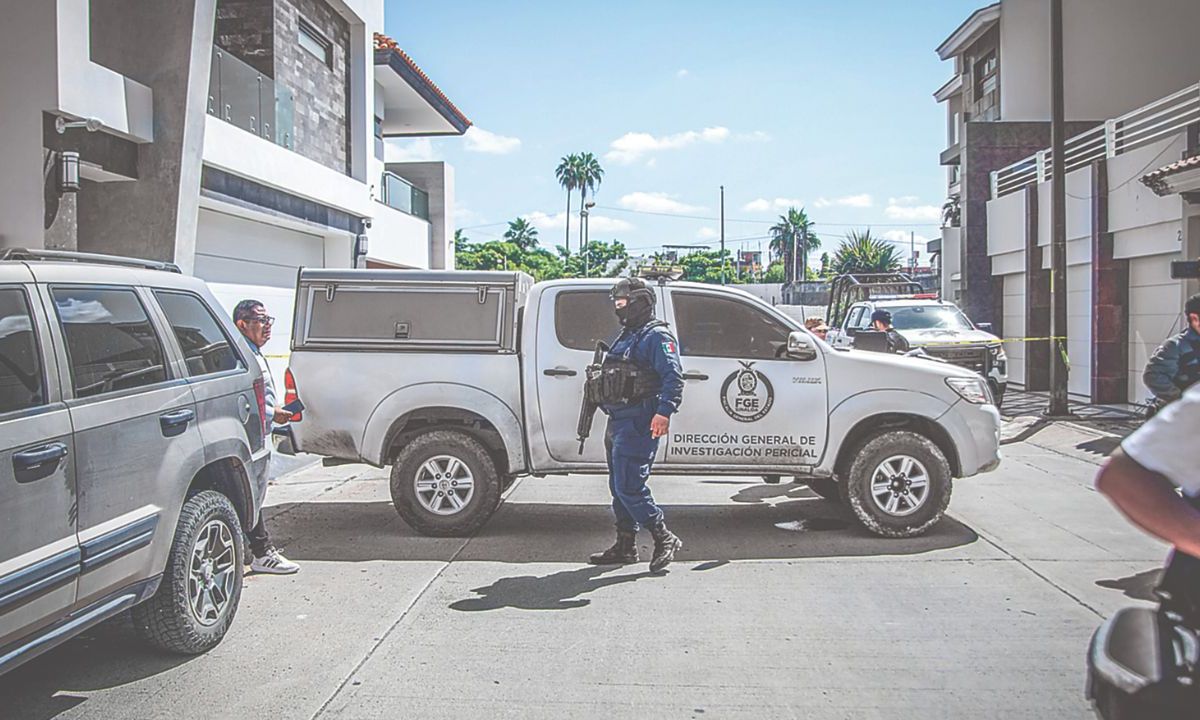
[390,430,501,537]
[843,431,952,538]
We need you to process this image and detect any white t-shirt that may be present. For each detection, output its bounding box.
[1120,382,1200,496]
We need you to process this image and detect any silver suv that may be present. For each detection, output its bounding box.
[0,249,270,674]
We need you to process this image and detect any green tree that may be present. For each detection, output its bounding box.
[560,239,627,278]
[818,252,831,278]
[831,229,903,274]
[762,260,786,284]
[555,154,580,253]
[768,207,819,284]
[502,217,539,252]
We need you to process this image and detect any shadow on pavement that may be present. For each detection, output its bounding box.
[450,565,654,611]
[0,613,198,720]
[1095,567,1164,602]
[268,496,979,564]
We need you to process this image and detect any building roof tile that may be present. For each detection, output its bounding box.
[1141,154,1200,196]
[373,32,471,131]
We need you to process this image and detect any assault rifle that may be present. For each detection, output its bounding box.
[576,340,609,454]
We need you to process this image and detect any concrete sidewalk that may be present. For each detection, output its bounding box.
[0,429,1165,720]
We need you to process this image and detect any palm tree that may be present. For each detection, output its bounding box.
[574,152,605,250]
[768,207,819,283]
[503,217,539,252]
[555,154,580,253]
[831,229,903,274]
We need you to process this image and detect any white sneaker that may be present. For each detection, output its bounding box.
[250,549,300,575]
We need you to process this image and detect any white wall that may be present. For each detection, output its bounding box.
[987,190,1026,256]
[367,203,431,268]
[1066,263,1091,399]
[1127,253,1185,403]
[1000,0,1200,122]
[1002,273,1027,386]
[941,227,962,302]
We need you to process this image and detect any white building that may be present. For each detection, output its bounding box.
[1,0,468,378]
[933,0,1200,403]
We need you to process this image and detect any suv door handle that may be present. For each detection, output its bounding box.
[543,368,578,377]
[682,371,709,381]
[159,408,196,434]
[13,442,69,472]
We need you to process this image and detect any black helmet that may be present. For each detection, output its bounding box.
[870,309,893,326]
[611,277,656,327]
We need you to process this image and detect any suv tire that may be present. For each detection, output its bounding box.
[131,490,244,654]
[843,430,952,538]
[390,429,501,537]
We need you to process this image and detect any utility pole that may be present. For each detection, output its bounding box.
[720,185,726,285]
[910,231,915,274]
[1048,0,1070,416]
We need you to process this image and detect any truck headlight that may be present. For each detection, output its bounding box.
[988,344,1007,361]
[946,377,990,404]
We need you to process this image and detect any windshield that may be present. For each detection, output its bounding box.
[887,305,975,332]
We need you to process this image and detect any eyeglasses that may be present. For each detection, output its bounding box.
[249,315,275,326]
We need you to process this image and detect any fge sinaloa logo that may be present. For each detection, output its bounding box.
[720,361,774,422]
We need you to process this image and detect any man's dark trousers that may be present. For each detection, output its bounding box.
[604,407,664,531]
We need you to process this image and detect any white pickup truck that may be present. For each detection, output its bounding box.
[283,269,1001,539]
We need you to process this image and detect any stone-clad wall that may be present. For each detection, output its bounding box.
[274,0,351,174]
[214,0,274,78]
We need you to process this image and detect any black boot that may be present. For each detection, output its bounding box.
[648,519,682,572]
[588,528,639,565]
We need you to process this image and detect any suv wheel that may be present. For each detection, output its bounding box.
[390,430,501,537]
[843,431,952,538]
[131,490,244,654]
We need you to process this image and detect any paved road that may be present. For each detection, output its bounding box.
[0,423,1167,720]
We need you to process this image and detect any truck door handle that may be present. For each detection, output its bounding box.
[13,442,68,473]
[682,371,709,381]
[159,408,196,434]
[543,368,578,377]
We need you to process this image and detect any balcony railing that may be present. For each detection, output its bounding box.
[380,171,430,220]
[207,46,295,150]
[991,81,1200,198]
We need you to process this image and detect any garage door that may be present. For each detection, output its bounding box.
[1002,273,1026,387]
[194,208,326,380]
[1127,252,1184,403]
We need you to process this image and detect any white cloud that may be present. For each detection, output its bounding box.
[885,197,941,222]
[677,68,689,78]
[384,138,437,163]
[735,130,772,142]
[696,227,719,239]
[742,197,805,212]
[463,126,521,155]
[618,192,705,215]
[523,211,634,234]
[743,198,771,212]
[814,194,873,209]
[605,126,731,165]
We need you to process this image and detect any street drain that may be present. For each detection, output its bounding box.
[774,518,848,532]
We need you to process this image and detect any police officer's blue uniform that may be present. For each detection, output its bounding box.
[601,320,684,532]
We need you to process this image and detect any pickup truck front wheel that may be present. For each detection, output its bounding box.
[390,430,501,537]
[843,431,952,538]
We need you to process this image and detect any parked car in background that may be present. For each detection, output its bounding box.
[0,249,270,675]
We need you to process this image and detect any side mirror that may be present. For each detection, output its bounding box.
[845,326,858,337]
[786,331,818,361]
[976,322,993,332]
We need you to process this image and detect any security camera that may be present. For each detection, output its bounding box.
[55,116,103,134]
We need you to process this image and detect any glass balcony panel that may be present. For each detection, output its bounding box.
[208,46,295,151]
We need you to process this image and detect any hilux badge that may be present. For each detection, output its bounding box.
[720,361,774,422]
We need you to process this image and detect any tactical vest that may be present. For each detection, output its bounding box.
[584,321,666,406]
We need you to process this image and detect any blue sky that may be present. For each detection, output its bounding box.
[383,0,982,266]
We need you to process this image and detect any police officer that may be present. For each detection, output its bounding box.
[871,309,911,354]
[588,277,685,572]
[1143,293,1200,408]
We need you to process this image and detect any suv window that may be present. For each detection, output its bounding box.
[846,306,865,330]
[555,290,621,351]
[154,291,246,377]
[0,288,45,414]
[51,286,168,398]
[673,292,791,360]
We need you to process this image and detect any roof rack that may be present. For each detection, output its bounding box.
[0,248,182,273]
[826,272,925,328]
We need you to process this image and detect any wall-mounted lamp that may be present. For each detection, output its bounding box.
[355,234,369,257]
[59,151,81,192]
[55,116,102,134]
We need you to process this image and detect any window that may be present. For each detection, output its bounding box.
[973,50,997,103]
[0,288,45,414]
[298,18,332,67]
[888,305,974,332]
[555,290,621,351]
[154,291,246,378]
[673,293,791,360]
[52,287,167,399]
[846,306,866,331]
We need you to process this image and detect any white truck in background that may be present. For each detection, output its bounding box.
[281,269,1001,539]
